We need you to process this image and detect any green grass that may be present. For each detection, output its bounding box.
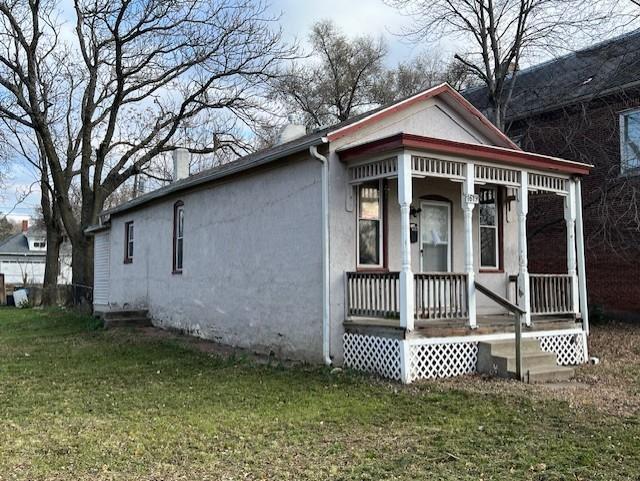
[0,308,638,480]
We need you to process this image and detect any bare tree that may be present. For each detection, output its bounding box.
[371,52,472,105]
[274,20,387,128]
[0,0,294,293]
[0,214,18,240]
[386,0,622,131]
[0,117,65,305]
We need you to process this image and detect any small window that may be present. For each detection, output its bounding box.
[173,202,184,273]
[621,109,640,175]
[124,221,134,263]
[357,180,383,267]
[479,188,499,269]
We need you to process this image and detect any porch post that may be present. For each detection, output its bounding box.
[517,170,531,326]
[575,178,589,334]
[463,162,477,328]
[565,180,580,316]
[398,151,414,331]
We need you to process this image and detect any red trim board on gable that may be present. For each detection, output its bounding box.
[337,133,592,176]
[326,83,520,151]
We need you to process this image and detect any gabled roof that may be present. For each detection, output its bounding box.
[99,83,538,219]
[328,83,520,150]
[464,29,640,121]
[337,133,592,175]
[0,232,38,256]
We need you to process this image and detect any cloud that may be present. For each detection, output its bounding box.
[271,0,421,64]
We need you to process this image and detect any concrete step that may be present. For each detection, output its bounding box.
[104,317,153,329]
[480,338,542,357]
[477,338,575,383]
[101,309,149,320]
[523,366,575,383]
[99,309,151,329]
[492,351,558,374]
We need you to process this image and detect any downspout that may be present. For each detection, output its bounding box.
[310,141,332,366]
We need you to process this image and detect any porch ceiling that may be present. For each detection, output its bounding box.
[336,133,592,176]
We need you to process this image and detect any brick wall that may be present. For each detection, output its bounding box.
[510,91,640,318]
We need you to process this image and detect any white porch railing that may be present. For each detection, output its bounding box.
[345,272,468,321]
[347,272,576,322]
[345,272,400,319]
[414,273,468,320]
[509,274,575,316]
[529,274,574,315]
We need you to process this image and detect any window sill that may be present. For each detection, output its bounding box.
[172,270,183,275]
[124,259,133,264]
[356,266,388,273]
[479,268,503,274]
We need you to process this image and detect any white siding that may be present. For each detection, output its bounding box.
[93,231,110,307]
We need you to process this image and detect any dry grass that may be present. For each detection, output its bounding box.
[1,309,639,480]
[433,321,640,417]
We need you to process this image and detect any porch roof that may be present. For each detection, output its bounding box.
[336,133,592,176]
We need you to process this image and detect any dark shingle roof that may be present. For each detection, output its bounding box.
[0,232,32,255]
[463,29,640,121]
[99,100,400,219]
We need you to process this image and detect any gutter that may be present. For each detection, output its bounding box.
[309,140,332,366]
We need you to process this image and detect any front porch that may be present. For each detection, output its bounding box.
[344,271,577,327]
[337,133,591,383]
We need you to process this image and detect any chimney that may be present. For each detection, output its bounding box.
[172,148,190,182]
[277,115,306,145]
[21,220,28,232]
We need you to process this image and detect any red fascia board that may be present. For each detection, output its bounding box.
[326,83,520,150]
[327,85,449,142]
[337,133,592,176]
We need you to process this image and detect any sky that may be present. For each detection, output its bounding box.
[2,0,434,221]
[271,0,428,65]
[1,1,633,221]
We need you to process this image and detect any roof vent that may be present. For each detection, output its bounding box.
[277,115,306,145]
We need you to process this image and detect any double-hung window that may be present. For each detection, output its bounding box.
[357,180,383,267]
[173,202,184,273]
[124,221,134,263]
[620,109,640,175]
[479,188,499,269]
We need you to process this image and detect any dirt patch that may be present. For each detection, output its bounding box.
[134,326,303,367]
[133,321,640,416]
[434,321,640,417]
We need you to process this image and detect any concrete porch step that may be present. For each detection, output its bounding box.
[478,339,575,383]
[525,366,575,384]
[483,338,543,356]
[99,309,152,329]
[101,309,149,320]
[492,351,558,374]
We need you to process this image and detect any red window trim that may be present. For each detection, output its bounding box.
[478,187,504,272]
[123,221,134,264]
[355,179,387,270]
[172,201,184,274]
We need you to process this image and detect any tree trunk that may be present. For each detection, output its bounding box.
[42,227,62,306]
[40,168,64,307]
[70,233,94,305]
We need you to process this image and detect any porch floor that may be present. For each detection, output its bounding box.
[343,315,582,339]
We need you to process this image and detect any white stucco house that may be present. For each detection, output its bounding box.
[89,84,591,383]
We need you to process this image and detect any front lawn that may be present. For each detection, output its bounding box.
[0,308,638,480]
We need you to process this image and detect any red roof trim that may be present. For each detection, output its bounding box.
[326,83,520,150]
[337,133,592,176]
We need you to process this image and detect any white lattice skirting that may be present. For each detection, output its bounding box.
[409,340,478,382]
[537,332,588,365]
[343,333,402,381]
[343,331,588,383]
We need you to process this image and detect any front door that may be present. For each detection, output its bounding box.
[420,200,451,272]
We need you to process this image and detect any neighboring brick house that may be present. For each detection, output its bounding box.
[465,30,640,320]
